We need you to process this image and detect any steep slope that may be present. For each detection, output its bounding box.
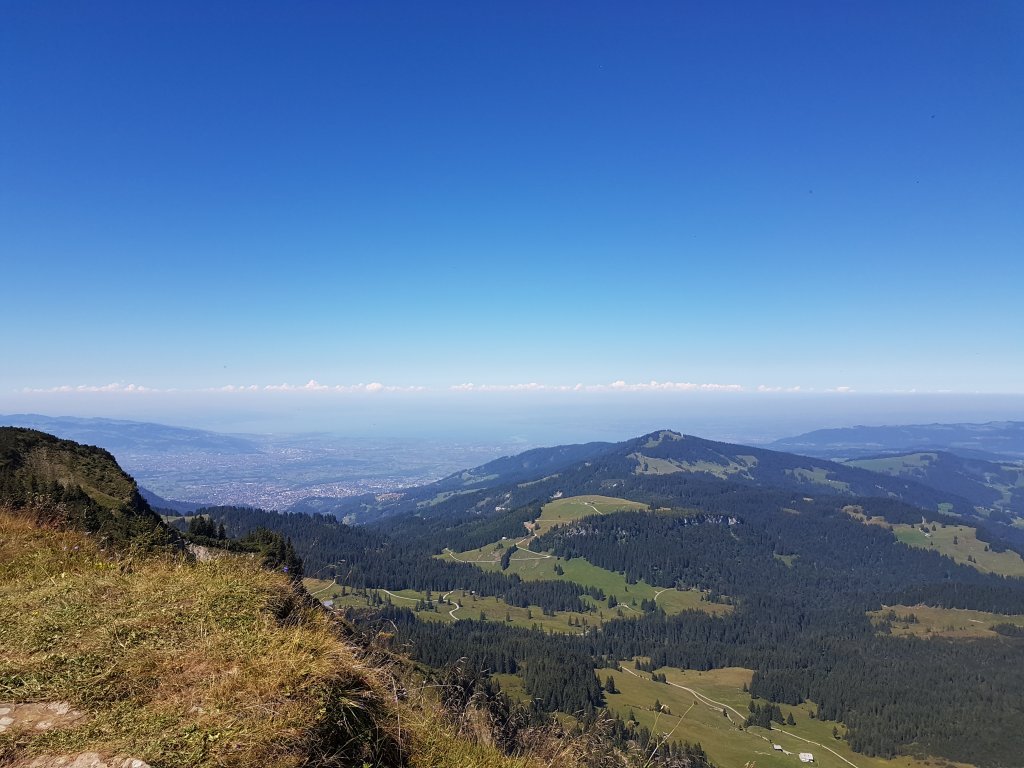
[0,430,400,766]
[0,427,171,547]
[0,512,402,768]
[0,427,149,508]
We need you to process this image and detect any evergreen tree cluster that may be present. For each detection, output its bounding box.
[186,506,593,612]
[236,527,304,579]
[500,542,518,570]
[186,515,225,540]
[745,700,783,729]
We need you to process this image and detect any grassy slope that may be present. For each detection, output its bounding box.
[890,523,1024,577]
[0,428,138,511]
[602,665,973,768]
[869,604,1024,639]
[631,454,758,480]
[845,507,1024,578]
[0,510,534,768]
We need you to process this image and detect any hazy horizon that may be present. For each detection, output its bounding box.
[5,392,1024,447]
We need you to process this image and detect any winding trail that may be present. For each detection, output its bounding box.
[308,581,338,599]
[382,587,464,621]
[442,590,461,620]
[443,546,552,564]
[620,667,861,768]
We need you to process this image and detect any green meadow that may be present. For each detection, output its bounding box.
[602,664,972,768]
[869,603,1024,639]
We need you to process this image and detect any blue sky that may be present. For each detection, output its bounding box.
[2,2,1023,433]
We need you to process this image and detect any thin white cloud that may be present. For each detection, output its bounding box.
[450,382,573,392]
[450,380,745,393]
[603,380,744,392]
[16,380,869,396]
[19,380,422,395]
[21,382,160,394]
[259,381,420,393]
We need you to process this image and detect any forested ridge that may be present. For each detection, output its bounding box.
[171,431,1024,768]
[318,430,976,523]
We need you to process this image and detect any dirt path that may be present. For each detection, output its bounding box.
[443,548,496,563]
[307,580,342,599]
[621,667,861,768]
[380,589,418,603]
[443,547,551,564]
[382,587,465,621]
[442,590,461,620]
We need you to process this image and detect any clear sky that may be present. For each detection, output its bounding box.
[2,2,1022,435]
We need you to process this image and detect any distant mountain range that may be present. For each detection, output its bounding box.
[318,428,979,524]
[770,420,1024,460]
[0,413,261,454]
[6,414,1022,523]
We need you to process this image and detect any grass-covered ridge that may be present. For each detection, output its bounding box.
[0,510,405,767]
[0,427,170,550]
[0,428,141,510]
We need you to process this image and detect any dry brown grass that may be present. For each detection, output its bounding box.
[0,510,405,767]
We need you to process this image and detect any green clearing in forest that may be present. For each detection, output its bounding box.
[890,523,1024,576]
[533,494,650,535]
[846,507,1024,578]
[869,603,1024,639]
[304,578,619,634]
[602,664,972,768]
[444,495,731,617]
